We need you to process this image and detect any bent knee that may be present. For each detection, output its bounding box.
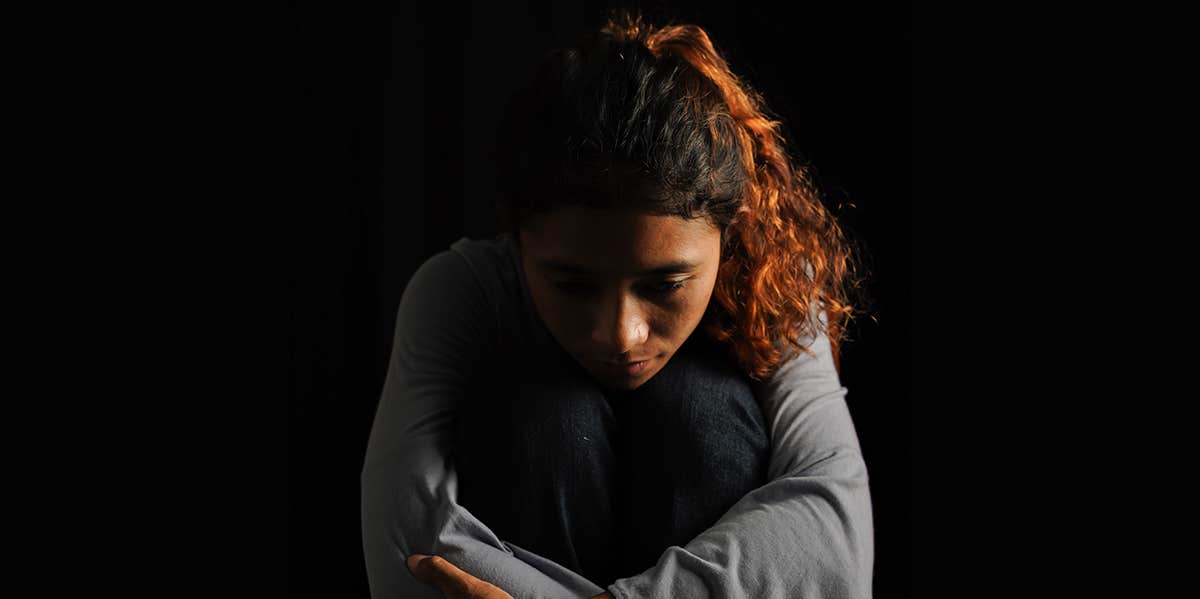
[633,339,762,425]
[498,364,616,445]
[621,339,769,462]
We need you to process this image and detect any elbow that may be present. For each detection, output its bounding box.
[832,453,874,598]
[788,452,875,597]
[812,497,875,599]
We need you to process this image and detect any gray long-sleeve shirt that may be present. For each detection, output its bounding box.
[360,232,874,598]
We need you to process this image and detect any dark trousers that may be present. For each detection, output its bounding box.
[455,332,770,588]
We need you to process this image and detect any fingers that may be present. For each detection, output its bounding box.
[407,553,475,597]
[406,553,428,576]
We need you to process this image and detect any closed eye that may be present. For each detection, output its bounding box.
[647,280,687,294]
[549,279,691,300]
[551,279,687,297]
[554,281,594,296]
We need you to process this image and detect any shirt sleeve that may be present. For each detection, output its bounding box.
[605,306,875,599]
[360,249,608,599]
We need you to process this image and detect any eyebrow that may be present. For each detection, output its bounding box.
[537,259,700,276]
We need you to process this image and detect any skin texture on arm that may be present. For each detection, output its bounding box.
[605,307,875,599]
[360,248,608,599]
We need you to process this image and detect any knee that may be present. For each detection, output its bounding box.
[624,338,770,466]
[460,353,615,450]
[634,338,762,427]
[499,366,617,455]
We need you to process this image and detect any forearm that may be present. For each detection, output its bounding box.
[608,463,872,598]
[605,388,872,598]
[362,441,608,598]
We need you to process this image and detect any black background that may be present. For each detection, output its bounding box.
[27,0,1158,596]
[288,1,908,597]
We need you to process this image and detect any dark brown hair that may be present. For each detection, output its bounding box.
[495,9,866,380]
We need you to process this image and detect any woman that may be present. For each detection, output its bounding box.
[362,9,873,599]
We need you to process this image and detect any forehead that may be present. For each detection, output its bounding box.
[520,206,720,275]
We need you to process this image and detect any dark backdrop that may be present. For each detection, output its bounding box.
[289,1,910,596]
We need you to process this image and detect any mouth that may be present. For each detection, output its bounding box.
[599,357,653,376]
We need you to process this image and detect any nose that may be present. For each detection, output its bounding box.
[591,291,648,358]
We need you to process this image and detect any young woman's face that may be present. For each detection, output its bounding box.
[518,205,722,390]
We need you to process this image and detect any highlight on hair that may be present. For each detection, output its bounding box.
[494,8,867,381]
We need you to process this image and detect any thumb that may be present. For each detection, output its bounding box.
[406,554,429,578]
[406,553,472,595]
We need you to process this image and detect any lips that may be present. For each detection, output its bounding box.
[600,357,652,376]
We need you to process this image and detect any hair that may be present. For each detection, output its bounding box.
[494,8,866,381]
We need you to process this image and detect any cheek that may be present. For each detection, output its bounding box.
[648,292,711,338]
[680,289,715,326]
[672,281,717,332]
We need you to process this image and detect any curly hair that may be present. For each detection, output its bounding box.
[494,8,866,381]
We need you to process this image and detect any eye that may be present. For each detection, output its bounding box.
[553,281,595,296]
[551,279,687,298]
[646,280,687,295]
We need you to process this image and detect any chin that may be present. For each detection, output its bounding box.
[589,362,663,392]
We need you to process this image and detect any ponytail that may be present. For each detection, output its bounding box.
[605,9,863,379]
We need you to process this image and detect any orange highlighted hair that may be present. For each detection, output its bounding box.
[496,8,866,380]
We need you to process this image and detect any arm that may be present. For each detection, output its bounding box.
[361,249,607,599]
[604,307,874,599]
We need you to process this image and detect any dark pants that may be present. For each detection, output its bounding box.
[455,332,770,588]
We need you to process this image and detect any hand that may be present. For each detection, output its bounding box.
[406,553,514,599]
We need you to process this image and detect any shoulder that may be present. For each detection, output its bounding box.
[753,303,844,404]
[447,232,520,294]
[407,233,514,294]
[400,233,522,343]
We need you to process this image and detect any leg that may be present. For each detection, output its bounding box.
[606,333,771,579]
[455,345,623,588]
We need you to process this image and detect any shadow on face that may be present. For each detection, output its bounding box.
[517,205,723,390]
